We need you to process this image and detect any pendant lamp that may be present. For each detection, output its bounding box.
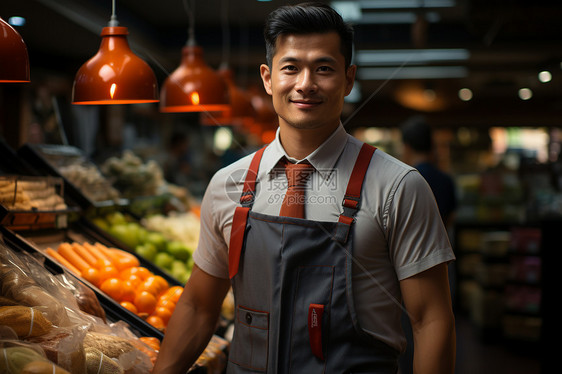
[72,1,158,104]
[159,0,229,113]
[0,17,30,83]
[201,67,256,126]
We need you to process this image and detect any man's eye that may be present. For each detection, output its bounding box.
[282,65,298,71]
[317,66,333,72]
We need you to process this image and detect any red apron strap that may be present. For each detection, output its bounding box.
[229,146,267,278]
[335,143,377,243]
[239,146,266,205]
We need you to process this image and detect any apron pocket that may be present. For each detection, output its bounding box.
[229,306,269,372]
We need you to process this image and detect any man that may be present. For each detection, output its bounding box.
[153,3,455,373]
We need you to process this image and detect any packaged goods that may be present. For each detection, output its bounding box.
[0,306,52,338]
[85,347,125,374]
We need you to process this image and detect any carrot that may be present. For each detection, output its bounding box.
[94,242,120,264]
[71,242,97,267]
[83,242,112,263]
[109,248,137,261]
[46,247,82,276]
[57,243,91,273]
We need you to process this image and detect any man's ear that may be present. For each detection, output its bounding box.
[260,64,273,95]
[344,64,357,96]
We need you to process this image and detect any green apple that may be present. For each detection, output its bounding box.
[166,241,191,261]
[105,211,127,226]
[91,217,109,231]
[135,243,157,261]
[108,223,137,248]
[170,260,188,281]
[145,232,168,252]
[154,252,174,270]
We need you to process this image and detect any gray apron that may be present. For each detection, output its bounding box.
[227,143,399,373]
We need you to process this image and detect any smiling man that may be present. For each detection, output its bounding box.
[153,3,455,374]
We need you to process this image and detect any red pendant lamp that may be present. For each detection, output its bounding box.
[72,1,158,105]
[0,17,30,83]
[200,67,255,125]
[159,0,229,113]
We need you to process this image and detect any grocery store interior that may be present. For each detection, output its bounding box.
[1,0,559,372]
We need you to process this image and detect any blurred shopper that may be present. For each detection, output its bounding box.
[154,3,455,373]
[401,116,457,227]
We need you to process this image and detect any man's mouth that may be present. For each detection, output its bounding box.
[290,99,322,108]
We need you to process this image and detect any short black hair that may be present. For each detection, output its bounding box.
[401,116,433,152]
[263,2,354,69]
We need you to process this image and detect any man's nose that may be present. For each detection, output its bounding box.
[295,70,317,93]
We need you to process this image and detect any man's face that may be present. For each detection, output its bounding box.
[260,32,356,132]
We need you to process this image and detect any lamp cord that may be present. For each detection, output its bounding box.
[183,0,196,46]
[219,0,230,70]
[108,0,119,26]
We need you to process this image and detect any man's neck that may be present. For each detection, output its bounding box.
[278,122,340,160]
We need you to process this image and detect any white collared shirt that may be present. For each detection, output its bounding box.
[194,123,454,351]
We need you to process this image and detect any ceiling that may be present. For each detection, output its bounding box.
[2,0,562,128]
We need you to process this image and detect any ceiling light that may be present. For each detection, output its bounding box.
[358,66,468,80]
[0,17,30,83]
[356,49,469,66]
[538,70,552,83]
[518,88,532,100]
[8,16,26,27]
[160,0,229,113]
[72,0,159,104]
[458,88,473,101]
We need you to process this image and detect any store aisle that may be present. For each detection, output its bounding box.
[455,314,540,374]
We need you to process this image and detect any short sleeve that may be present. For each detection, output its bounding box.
[192,174,230,279]
[386,170,455,280]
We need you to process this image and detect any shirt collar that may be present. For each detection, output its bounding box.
[264,123,348,180]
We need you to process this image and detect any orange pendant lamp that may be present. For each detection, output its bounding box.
[72,1,158,105]
[159,1,229,113]
[0,17,30,83]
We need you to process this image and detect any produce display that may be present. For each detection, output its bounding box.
[91,212,195,284]
[0,177,67,211]
[46,240,183,332]
[57,163,120,203]
[0,243,156,373]
[101,151,166,199]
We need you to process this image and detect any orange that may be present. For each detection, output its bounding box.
[122,274,142,289]
[121,266,152,281]
[152,275,169,293]
[121,280,137,303]
[134,291,157,314]
[100,277,124,301]
[163,286,183,303]
[139,337,160,351]
[137,277,161,297]
[155,298,176,312]
[120,301,138,314]
[82,267,101,287]
[114,253,140,271]
[98,265,120,284]
[153,306,173,325]
[146,315,165,330]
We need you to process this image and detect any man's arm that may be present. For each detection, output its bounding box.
[400,263,456,374]
[152,264,231,374]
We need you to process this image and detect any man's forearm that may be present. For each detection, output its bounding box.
[412,317,456,374]
[152,297,219,374]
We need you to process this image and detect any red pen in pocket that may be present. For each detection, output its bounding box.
[308,303,325,360]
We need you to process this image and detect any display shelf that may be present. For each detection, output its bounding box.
[454,220,543,348]
[0,225,164,340]
[17,143,127,211]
